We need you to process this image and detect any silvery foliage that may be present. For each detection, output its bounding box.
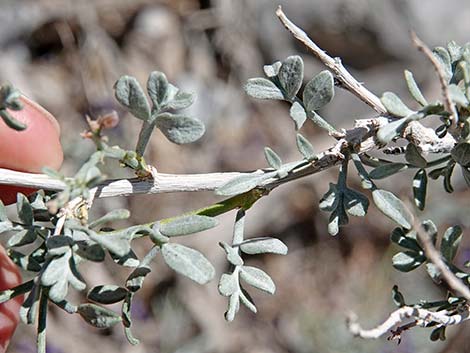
[224,44,470,341]
[1,37,470,352]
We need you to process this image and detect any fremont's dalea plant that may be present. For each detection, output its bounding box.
[0,6,469,352]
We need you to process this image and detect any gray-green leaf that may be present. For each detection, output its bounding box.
[159,215,218,237]
[390,227,422,252]
[296,133,315,160]
[164,91,195,111]
[156,113,205,144]
[289,101,307,130]
[377,117,408,144]
[41,251,86,302]
[88,209,130,229]
[147,71,168,110]
[369,163,408,179]
[404,70,427,106]
[392,250,425,272]
[264,147,282,170]
[218,273,238,297]
[381,92,413,117]
[161,243,215,284]
[88,285,128,305]
[342,188,369,217]
[114,76,151,121]
[278,56,304,100]
[219,241,243,266]
[263,61,282,77]
[405,144,427,168]
[451,142,470,167]
[441,226,462,262]
[303,70,334,111]
[77,303,122,328]
[372,189,413,229]
[448,84,468,106]
[413,169,427,210]
[244,78,284,100]
[17,193,33,225]
[239,266,275,294]
[319,183,339,212]
[239,237,288,255]
[433,47,452,82]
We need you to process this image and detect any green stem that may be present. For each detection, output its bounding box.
[99,189,266,238]
[135,120,156,156]
[161,189,266,225]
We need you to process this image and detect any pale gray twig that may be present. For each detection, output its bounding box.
[276,6,387,115]
[348,305,470,339]
[414,221,470,301]
[411,31,458,124]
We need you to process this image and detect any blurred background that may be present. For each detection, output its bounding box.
[2,0,470,352]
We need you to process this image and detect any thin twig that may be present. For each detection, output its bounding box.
[348,305,470,339]
[411,31,458,124]
[0,112,455,199]
[276,6,387,115]
[414,221,470,301]
[0,168,248,197]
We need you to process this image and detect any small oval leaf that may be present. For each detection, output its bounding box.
[441,225,463,262]
[156,113,205,144]
[244,78,284,100]
[392,250,425,272]
[372,189,413,229]
[404,70,428,106]
[369,163,408,179]
[88,285,128,305]
[381,92,413,117]
[147,71,168,110]
[263,61,282,77]
[303,70,334,111]
[405,144,427,168]
[278,56,304,100]
[162,243,215,284]
[239,237,288,255]
[159,215,218,237]
[296,133,315,160]
[377,117,408,143]
[289,101,307,130]
[264,147,282,170]
[451,142,470,167]
[114,76,151,121]
[413,169,428,210]
[239,266,275,294]
[77,303,122,328]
